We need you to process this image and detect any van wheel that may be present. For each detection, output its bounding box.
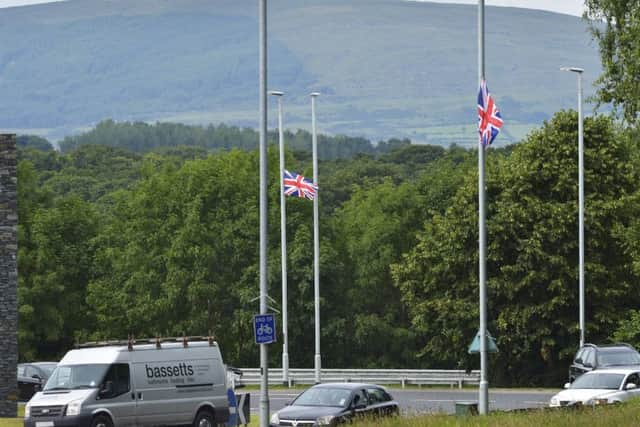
[91,415,113,427]
[194,409,215,427]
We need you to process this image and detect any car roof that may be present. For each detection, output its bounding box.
[310,382,385,390]
[583,343,637,351]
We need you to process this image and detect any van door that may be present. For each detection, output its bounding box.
[94,363,136,427]
[133,361,188,426]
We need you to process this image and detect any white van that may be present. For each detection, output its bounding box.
[24,338,229,427]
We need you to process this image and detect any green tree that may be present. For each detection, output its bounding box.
[330,180,425,367]
[393,111,640,385]
[18,195,100,359]
[586,0,640,123]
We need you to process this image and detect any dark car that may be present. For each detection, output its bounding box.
[269,383,399,427]
[17,362,57,401]
[569,343,640,382]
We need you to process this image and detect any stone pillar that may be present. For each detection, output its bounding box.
[0,134,18,417]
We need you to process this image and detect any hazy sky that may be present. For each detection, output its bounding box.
[411,0,585,16]
[1,0,586,16]
[0,0,64,7]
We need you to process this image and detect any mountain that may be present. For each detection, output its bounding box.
[0,0,601,146]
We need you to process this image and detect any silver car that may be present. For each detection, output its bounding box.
[550,367,640,407]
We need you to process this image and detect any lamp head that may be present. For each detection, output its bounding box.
[268,90,284,96]
[560,67,584,73]
[310,92,320,97]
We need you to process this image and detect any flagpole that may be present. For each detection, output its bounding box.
[311,92,321,384]
[269,90,290,386]
[478,0,489,415]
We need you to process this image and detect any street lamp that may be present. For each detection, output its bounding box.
[268,90,290,386]
[310,92,321,383]
[561,66,585,348]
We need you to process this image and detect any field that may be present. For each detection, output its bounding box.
[4,401,640,427]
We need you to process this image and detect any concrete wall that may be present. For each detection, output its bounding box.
[0,134,18,417]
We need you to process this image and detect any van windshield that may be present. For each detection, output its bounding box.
[44,364,110,391]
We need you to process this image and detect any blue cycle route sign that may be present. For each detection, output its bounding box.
[253,313,276,345]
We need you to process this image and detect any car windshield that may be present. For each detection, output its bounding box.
[598,349,640,366]
[570,373,624,390]
[293,387,353,407]
[44,364,110,391]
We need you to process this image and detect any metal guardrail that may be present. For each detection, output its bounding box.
[237,368,480,389]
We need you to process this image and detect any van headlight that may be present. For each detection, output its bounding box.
[269,412,279,425]
[65,400,82,416]
[316,415,335,425]
[24,404,31,418]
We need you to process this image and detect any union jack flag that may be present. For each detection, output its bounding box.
[283,170,318,200]
[478,79,503,146]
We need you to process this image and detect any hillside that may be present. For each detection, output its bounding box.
[0,0,601,146]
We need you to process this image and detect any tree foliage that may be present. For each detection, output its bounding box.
[393,111,640,384]
[586,0,640,123]
[15,113,640,387]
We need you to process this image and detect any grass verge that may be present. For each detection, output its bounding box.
[7,401,640,427]
[353,400,640,427]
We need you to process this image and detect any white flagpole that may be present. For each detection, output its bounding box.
[311,92,321,384]
[478,0,489,415]
[269,90,290,386]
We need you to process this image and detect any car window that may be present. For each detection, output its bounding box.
[584,348,596,366]
[102,363,130,397]
[570,373,624,390]
[351,389,367,408]
[625,373,640,387]
[575,348,586,362]
[598,349,640,366]
[294,387,352,407]
[17,366,25,376]
[25,366,39,378]
[45,364,110,391]
[39,364,57,378]
[366,388,390,404]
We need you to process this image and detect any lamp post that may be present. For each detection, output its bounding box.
[258,0,269,425]
[561,66,585,348]
[269,90,290,386]
[310,92,321,384]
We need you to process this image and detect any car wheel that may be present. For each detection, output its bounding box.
[193,409,215,427]
[91,414,113,427]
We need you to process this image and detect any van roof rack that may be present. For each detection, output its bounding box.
[76,333,217,350]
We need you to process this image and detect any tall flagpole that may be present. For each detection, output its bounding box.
[311,92,321,384]
[269,90,290,385]
[478,0,489,415]
[258,0,269,425]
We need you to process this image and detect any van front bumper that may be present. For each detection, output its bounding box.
[24,414,93,427]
